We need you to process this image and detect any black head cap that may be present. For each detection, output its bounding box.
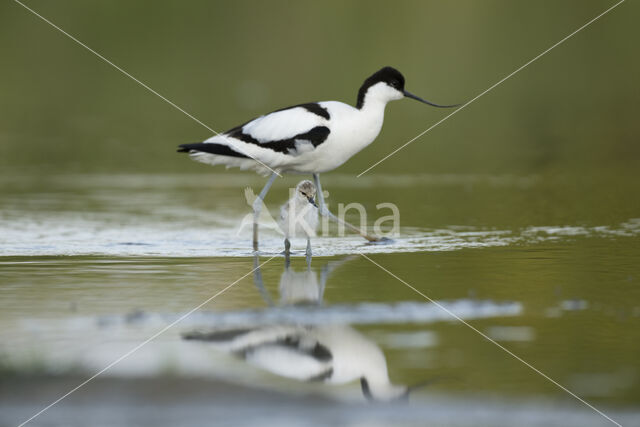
[356,66,405,109]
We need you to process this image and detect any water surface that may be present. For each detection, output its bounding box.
[1,173,639,427]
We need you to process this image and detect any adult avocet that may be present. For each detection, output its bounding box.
[178,66,457,251]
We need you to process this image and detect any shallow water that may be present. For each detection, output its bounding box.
[1,173,639,427]
[2,173,639,257]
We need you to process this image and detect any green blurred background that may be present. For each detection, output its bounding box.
[1,0,638,176]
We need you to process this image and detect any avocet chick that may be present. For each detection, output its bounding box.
[279,180,318,256]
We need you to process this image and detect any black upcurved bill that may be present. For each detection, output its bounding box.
[403,90,460,108]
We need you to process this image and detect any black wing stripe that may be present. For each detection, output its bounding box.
[177,143,249,158]
[228,126,330,154]
[302,103,330,120]
[277,336,333,361]
[222,103,329,136]
[273,102,330,120]
[308,367,334,382]
[182,329,253,341]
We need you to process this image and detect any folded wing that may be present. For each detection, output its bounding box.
[178,103,332,175]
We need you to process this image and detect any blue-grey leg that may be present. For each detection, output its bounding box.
[253,172,278,252]
[283,240,291,269]
[252,253,274,306]
[312,173,382,242]
[306,237,312,268]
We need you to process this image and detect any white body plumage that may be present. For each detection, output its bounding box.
[184,80,405,176]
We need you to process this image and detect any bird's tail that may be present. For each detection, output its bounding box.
[177,142,248,158]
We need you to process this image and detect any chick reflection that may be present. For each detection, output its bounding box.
[184,255,413,402]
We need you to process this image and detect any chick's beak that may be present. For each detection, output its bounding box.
[308,196,318,207]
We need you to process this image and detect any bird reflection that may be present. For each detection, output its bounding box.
[184,255,418,402]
